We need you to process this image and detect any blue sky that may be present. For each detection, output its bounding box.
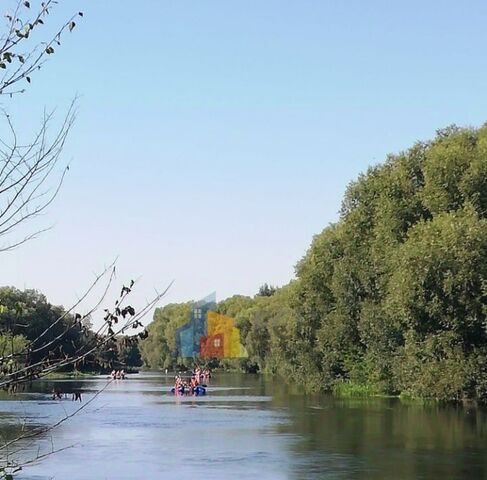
[2,0,487,324]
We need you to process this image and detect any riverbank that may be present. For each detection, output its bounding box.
[44,370,100,379]
[44,367,140,379]
[318,379,479,405]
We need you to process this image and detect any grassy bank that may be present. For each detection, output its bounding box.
[332,381,387,398]
[331,380,468,405]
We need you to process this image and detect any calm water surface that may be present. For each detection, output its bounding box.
[0,372,485,479]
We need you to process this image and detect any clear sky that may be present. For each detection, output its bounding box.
[2,0,487,326]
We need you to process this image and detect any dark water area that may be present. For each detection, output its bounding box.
[0,372,486,479]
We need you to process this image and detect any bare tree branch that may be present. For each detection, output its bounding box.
[0,99,76,252]
[0,4,173,478]
[0,279,173,390]
[0,378,113,453]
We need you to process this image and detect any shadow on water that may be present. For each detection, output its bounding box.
[0,372,484,479]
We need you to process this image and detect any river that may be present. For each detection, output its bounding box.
[0,372,486,479]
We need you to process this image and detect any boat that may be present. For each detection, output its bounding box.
[193,385,206,396]
[170,385,206,396]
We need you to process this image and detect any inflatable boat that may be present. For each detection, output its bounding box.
[170,385,206,396]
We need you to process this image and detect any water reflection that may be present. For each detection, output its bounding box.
[0,373,482,479]
[270,383,487,479]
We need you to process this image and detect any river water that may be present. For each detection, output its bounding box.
[0,372,486,479]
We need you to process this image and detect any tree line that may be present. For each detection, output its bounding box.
[141,124,487,402]
[0,286,143,380]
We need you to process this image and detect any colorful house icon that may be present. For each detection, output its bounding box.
[175,293,247,359]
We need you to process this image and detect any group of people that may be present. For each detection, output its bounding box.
[173,375,198,394]
[110,369,125,380]
[172,366,211,395]
[193,366,211,380]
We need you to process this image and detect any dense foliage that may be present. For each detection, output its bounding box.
[142,125,487,402]
[139,302,192,369]
[0,287,142,377]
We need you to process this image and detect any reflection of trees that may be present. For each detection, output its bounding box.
[270,390,487,479]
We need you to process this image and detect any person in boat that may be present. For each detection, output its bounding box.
[174,375,183,393]
[111,370,116,379]
[120,369,125,380]
[183,379,191,394]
